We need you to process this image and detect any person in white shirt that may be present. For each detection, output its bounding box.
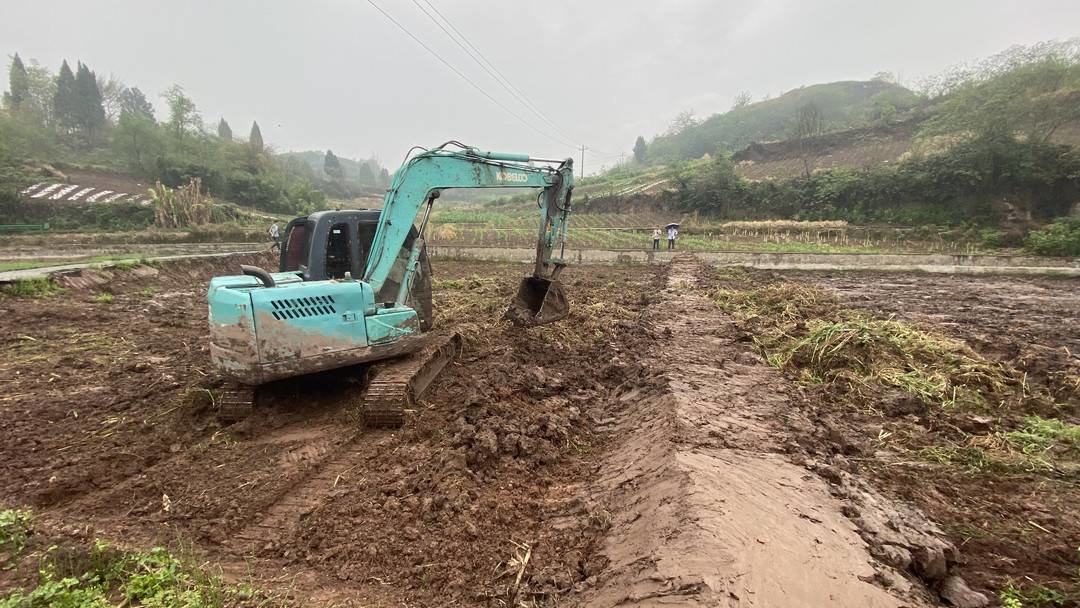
[269,222,281,251]
[666,225,678,250]
[652,227,661,250]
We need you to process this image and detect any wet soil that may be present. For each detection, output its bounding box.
[737,269,1080,604]
[2,254,1076,606]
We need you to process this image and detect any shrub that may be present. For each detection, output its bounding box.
[1,278,64,298]
[979,228,1008,249]
[1025,217,1080,256]
[0,508,32,567]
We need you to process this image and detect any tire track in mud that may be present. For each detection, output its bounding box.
[227,428,379,552]
[582,255,930,607]
[52,415,351,533]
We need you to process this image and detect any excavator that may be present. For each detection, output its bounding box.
[207,142,574,426]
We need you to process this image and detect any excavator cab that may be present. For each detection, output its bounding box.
[278,210,433,329]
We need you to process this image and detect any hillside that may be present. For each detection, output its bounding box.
[644,80,921,163]
[278,150,384,182]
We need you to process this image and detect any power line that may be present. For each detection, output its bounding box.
[365,0,578,151]
[415,0,579,146]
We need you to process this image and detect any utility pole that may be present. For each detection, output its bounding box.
[580,145,585,179]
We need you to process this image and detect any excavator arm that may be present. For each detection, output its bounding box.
[363,142,574,325]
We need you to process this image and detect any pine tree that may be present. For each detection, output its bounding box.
[633,136,647,163]
[7,53,29,110]
[249,121,263,150]
[53,60,77,133]
[323,150,344,179]
[74,61,106,143]
[218,118,233,140]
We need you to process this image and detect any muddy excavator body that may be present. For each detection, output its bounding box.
[207,143,574,425]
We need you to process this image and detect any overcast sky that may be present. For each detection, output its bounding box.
[3,0,1078,172]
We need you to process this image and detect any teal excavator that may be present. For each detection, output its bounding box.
[207,142,574,425]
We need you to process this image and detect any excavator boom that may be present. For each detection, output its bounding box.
[365,142,573,324]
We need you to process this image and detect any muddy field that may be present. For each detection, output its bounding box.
[1,254,1078,607]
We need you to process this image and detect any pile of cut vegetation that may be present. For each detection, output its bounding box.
[706,267,1077,475]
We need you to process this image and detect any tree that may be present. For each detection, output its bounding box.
[53,60,77,134]
[872,71,896,84]
[793,102,825,178]
[667,110,698,135]
[249,121,263,150]
[73,62,106,144]
[633,135,647,163]
[217,118,232,140]
[6,54,29,110]
[118,87,155,121]
[22,59,57,123]
[731,91,752,110]
[113,111,163,173]
[162,85,200,138]
[378,167,390,187]
[96,73,125,121]
[927,56,1080,144]
[323,149,343,179]
[357,161,376,184]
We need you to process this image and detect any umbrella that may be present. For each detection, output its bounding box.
[664,222,680,230]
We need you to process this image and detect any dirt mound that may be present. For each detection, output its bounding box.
[578,256,955,607]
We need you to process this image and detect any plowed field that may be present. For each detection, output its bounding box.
[1,254,1077,607]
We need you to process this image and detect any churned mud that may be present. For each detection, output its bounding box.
[2,253,1075,606]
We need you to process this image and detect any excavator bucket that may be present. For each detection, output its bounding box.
[504,276,570,327]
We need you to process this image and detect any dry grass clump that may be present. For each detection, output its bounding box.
[718,220,848,231]
[779,318,1014,408]
[710,275,1020,410]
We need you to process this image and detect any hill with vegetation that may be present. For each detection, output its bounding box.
[584,39,1080,252]
[640,79,921,164]
[0,53,330,221]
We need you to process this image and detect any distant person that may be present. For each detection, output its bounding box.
[652,227,662,250]
[667,225,678,250]
[269,222,281,251]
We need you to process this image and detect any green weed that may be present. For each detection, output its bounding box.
[920,445,996,473]
[0,509,32,568]
[1000,582,1071,608]
[1003,416,1080,455]
[110,259,143,271]
[0,278,64,299]
[0,542,274,608]
[92,293,114,304]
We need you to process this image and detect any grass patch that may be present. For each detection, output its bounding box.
[0,261,61,272]
[1001,582,1074,608]
[0,509,32,568]
[92,293,114,304]
[1003,416,1080,456]
[0,278,64,299]
[110,257,151,271]
[0,255,158,273]
[1,541,280,607]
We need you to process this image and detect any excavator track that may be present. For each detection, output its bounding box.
[362,332,463,428]
[217,383,255,423]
